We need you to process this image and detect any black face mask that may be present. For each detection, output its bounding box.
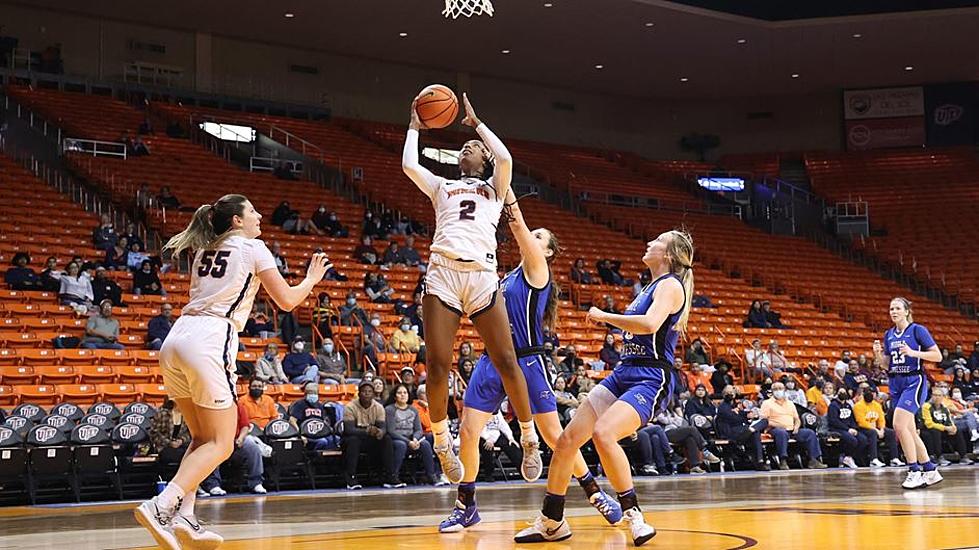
[837,392,849,401]
[249,389,263,398]
[863,391,874,403]
[723,394,735,402]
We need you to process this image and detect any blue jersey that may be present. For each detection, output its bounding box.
[500,265,551,353]
[620,273,685,368]
[883,323,936,375]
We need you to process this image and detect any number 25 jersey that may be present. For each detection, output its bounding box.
[181,234,278,332]
[429,177,505,272]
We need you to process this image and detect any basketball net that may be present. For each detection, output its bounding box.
[443,0,494,19]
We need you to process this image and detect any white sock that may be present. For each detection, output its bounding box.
[179,487,196,517]
[432,419,449,449]
[519,420,538,443]
[157,482,185,512]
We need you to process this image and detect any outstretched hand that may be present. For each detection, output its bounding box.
[460,93,481,128]
[409,96,424,130]
[306,252,333,282]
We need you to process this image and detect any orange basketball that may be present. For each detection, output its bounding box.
[415,84,459,129]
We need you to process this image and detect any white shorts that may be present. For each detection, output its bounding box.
[424,256,499,318]
[160,315,239,410]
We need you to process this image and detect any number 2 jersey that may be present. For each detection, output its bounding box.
[180,234,277,332]
[882,322,936,375]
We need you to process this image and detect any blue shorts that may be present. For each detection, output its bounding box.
[598,365,675,424]
[463,353,556,415]
[889,373,928,414]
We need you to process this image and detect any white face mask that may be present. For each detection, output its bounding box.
[400,324,410,331]
[293,342,304,352]
[370,318,381,327]
[323,344,334,354]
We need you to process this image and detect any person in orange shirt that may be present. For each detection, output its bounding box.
[853,388,904,467]
[685,361,712,393]
[241,379,279,429]
[760,382,827,470]
[413,383,433,435]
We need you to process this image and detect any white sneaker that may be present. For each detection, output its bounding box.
[703,450,721,464]
[923,469,943,487]
[890,458,906,467]
[133,496,181,550]
[521,437,543,482]
[902,470,925,489]
[513,514,572,543]
[196,487,209,498]
[623,508,657,546]
[172,514,224,550]
[435,442,465,484]
[208,486,227,496]
[841,456,859,469]
[869,458,885,468]
[971,429,979,442]
[252,483,267,494]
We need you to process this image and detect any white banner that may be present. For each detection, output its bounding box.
[844,87,924,120]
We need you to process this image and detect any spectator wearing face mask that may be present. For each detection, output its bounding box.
[853,387,904,468]
[390,317,422,355]
[202,400,268,495]
[654,403,721,474]
[599,333,620,369]
[288,382,340,450]
[685,338,710,366]
[283,339,319,384]
[828,388,866,469]
[760,382,827,470]
[362,313,386,367]
[783,377,807,407]
[684,384,716,425]
[716,385,770,470]
[569,364,595,396]
[710,363,734,399]
[943,387,979,444]
[558,345,583,377]
[242,379,280,429]
[255,343,288,384]
[340,292,369,327]
[316,339,347,385]
[920,388,974,466]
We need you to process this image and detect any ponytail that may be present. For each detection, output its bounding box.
[162,194,249,259]
[675,267,694,337]
[665,229,695,337]
[543,280,560,331]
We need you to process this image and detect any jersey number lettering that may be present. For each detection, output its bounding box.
[890,351,906,365]
[459,200,476,221]
[198,250,231,278]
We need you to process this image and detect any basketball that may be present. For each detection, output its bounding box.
[415,84,459,129]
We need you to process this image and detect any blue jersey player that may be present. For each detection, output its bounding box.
[873,297,942,490]
[439,191,622,533]
[517,229,695,547]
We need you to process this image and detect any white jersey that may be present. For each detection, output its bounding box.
[429,176,504,271]
[181,234,277,332]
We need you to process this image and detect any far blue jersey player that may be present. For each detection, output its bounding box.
[517,229,695,547]
[873,297,942,490]
[439,191,622,533]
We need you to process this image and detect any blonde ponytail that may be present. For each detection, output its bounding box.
[162,194,249,259]
[665,229,695,337]
[676,267,694,337]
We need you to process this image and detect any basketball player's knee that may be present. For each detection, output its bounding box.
[535,419,561,448]
[460,419,483,442]
[555,429,585,454]
[591,424,618,450]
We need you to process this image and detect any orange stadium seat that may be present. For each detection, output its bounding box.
[115,366,156,384]
[98,384,140,404]
[77,365,117,384]
[14,384,60,406]
[136,384,169,406]
[35,365,78,384]
[0,384,17,407]
[0,366,38,385]
[59,384,100,406]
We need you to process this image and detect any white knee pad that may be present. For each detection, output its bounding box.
[587,385,617,417]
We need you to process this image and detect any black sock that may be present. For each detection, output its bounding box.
[617,488,639,512]
[457,482,476,507]
[577,471,600,498]
[542,492,566,522]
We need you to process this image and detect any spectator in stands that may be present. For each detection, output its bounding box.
[316,339,347,385]
[813,359,836,385]
[283,339,319,385]
[968,341,979,371]
[59,261,94,312]
[950,344,966,364]
[843,360,868,392]
[255,343,288,384]
[757,340,789,377]
[382,241,406,267]
[362,211,389,240]
[684,384,716,427]
[939,348,957,374]
[125,241,149,271]
[400,236,422,267]
[811,381,832,417]
[103,236,130,271]
[271,201,293,227]
[920,388,972,465]
[542,327,560,350]
[81,299,124,350]
[834,350,852,381]
[343,380,398,489]
[710,362,734,399]
[39,255,62,292]
[306,248,347,282]
[745,339,769,379]
[242,379,280,429]
[570,258,592,284]
[202,400,268,495]
[92,214,117,250]
[385,383,436,484]
[457,341,476,370]
[311,292,338,340]
[364,272,395,304]
[761,301,786,328]
[340,292,369,327]
[283,209,318,235]
[131,136,150,156]
[854,386,903,467]
[745,300,768,328]
[269,242,290,277]
[692,293,716,309]
[133,260,165,296]
[559,345,584,377]
[945,386,979,443]
[685,338,710,366]
[477,408,522,481]
[243,304,275,338]
[4,252,40,290]
[321,210,348,238]
[157,186,180,209]
[828,387,865,469]
[655,402,720,474]
[783,377,807,407]
[599,333,621,369]
[552,375,579,424]
[355,235,380,265]
[687,361,712,390]
[632,270,652,299]
[149,398,191,471]
[718,385,770,470]
[310,205,331,236]
[596,258,630,286]
[390,317,422,355]
[569,364,595,396]
[760,382,827,469]
[91,266,125,307]
[146,303,174,350]
[288,382,340,451]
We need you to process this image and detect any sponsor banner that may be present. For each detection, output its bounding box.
[925,82,978,146]
[845,117,926,151]
[844,87,924,120]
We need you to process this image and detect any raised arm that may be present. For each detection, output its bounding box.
[504,189,548,287]
[402,98,441,199]
[587,276,683,335]
[461,93,512,199]
[258,252,331,312]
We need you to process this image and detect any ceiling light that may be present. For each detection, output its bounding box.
[595,64,604,70]
[399,32,408,37]
[501,49,510,54]
[852,33,862,38]
[791,73,800,78]
[645,22,654,27]
[284,12,295,18]
[543,2,553,7]
[680,77,688,82]
[737,38,747,44]
[904,65,914,71]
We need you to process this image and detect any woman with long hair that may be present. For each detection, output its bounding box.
[516,229,694,546]
[133,194,330,549]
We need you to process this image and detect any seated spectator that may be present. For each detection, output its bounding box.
[157,186,180,209]
[311,204,331,235]
[853,386,903,467]
[92,214,117,250]
[685,338,710,366]
[692,294,716,308]
[133,260,165,296]
[125,241,149,271]
[269,242,290,278]
[399,366,420,400]
[761,301,786,328]
[596,259,629,286]
[340,292,369,327]
[242,379,280,429]
[254,343,288,384]
[390,317,422,355]
[343,381,398,489]
[382,241,407,267]
[632,270,652,298]
[477,409,523,481]
[401,236,422,266]
[558,345,584,377]
[148,398,190,469]
[283,339,319,384]
[951,368,975,400]
[282,210,318,235]
[709,362,734,399]
[921,388,972,465]
[745,300,768,328]
[271,201,293,226]
[945,386,979,443]
[306,248,348,282]
[312,292,339,339]
[413,384,433,436]
[553,376,579,424]
[684,384,716,427]
[599,333,621,369]
[103,236,130,271]
[457,341,476,370]
[654,403,720,474]
[828,388,866,469]
[950,344,967,364]
[316,339,347,385]
[833,350,853,381]
[458,358,476,384]
[634,423,686,475]
[146,303,174,350]
[59,261,94,312]
[783,377,807,407]
[364,272,395,304]
[355,236,380,265]
[322,210,349,238]
[385,384,436,484]
[757,340,790,377]
[542,327,560,349]
[39,255,62,292]
[131,136,150,156]
[969,341,979,372]
[243,305,275,338]
[760,382,827,469]
[362,313,387,368]
[362,211,390,240]
[288,382,340,450]
[716,385,769,470]
[4,252,40,290]
[570,258,593,284]
[843,360,868,392]
[686,363,712,394]
[91,266,126,307]
[81,299,124,350]
[202,400,267,495]
[569,364,595,395]
[745,339,769,379]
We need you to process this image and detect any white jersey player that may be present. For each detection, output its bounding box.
[402,92,542,486]
[135,194,330,550]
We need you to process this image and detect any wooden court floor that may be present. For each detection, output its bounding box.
[1,466,977,549]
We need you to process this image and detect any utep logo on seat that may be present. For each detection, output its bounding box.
[77,425,100,442]
[35,426,57,443]
[271,422,289,437]
[122,413,146,426]
[19,404,40,419]
[5,416,27,430]
[118,424,139,440]
[92,403,113,416]
[306,420,325,434]
[54,403,80,417]
[0,427,13,441]
[128,403,150,415]
[45,415,68,428]
[84,414,108,426]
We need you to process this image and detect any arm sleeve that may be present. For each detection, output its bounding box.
[253,241,278,274]
[475,123,512,197]
[402,129,442,199]
[915,324,937,349]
